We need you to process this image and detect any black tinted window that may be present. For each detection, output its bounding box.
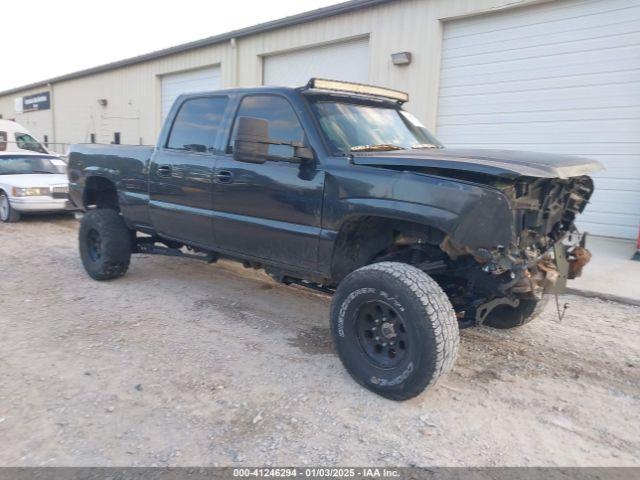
[167,96,228,152]
[229,95,303,157]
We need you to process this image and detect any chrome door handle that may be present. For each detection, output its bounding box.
[215,170,233,184]
[157,165,172,177]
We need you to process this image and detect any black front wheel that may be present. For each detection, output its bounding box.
[331,262,459,401]
[79,209,132,281]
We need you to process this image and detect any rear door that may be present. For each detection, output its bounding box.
[211,94,325,269]
[149,95,230,247]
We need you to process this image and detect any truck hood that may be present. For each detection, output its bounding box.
[351,148,604,179]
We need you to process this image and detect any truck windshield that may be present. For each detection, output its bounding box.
[310,100,442,155]
[0,155,64,175]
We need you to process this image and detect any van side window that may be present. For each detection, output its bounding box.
[15,132,47,153]
[228,95,304,157]
[0,132,6,151]
[167,96,229,153]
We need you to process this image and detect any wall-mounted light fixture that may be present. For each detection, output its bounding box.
[97,99,108,107]
[391,51,412,66]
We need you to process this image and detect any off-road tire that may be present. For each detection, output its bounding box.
[79,209,132,281]
[330,262,459,401]
[483,296,549,329]
[0,192,21,222]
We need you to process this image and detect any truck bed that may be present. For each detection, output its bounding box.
[68,143,154,226]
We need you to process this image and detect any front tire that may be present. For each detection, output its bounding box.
[483,297,549,329]
[79,209,132,281]
[0,192,21,222]
[331,262,459,401]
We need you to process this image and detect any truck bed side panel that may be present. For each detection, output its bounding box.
[67,144,154,229]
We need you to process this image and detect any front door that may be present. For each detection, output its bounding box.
[212,94,324,269]
[149,95,230,247]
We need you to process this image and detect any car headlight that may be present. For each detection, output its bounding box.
[12,187,50,197]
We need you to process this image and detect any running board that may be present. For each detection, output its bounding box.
[135,242,219,263]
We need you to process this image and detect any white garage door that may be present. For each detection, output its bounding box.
[263,37,369,87]
[161,66,221,120]
[437,0,640,239]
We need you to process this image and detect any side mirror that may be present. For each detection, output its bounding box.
[293,135,314,162]
[233,116,315,164]
[233,116,269,164]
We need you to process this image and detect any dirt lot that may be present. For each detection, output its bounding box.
[1,215,639,467]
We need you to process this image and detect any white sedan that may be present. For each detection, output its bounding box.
[0,152,75,222]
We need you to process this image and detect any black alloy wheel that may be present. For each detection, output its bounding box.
[355,300,408,368]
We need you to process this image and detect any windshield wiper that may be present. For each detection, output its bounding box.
[411,143,440,149]
[30,170,57,174]
[350,144,405,153]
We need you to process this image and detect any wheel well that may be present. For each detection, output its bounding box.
[83,177,119,210]
[330,216,447,283]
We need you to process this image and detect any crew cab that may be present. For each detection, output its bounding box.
[67,79,602,400]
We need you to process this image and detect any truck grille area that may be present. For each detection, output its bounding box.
[511,175,594,253]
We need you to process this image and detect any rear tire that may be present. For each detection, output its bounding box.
[483,296,549,329]
[331,262,459,401]
[0,192,21,222]
[79,209,132,281]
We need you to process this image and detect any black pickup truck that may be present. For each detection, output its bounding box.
[68,78,602,400]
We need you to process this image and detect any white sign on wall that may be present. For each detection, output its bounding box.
[14,97,23,113]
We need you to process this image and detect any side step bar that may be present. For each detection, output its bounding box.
[134,241,219,263]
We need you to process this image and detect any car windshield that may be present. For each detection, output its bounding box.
[0,155,65,175]
[310,100,443,155]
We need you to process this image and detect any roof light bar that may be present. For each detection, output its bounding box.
[306,78,409,103]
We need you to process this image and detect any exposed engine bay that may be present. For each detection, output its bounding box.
[375,174,596,328]
[448,175,595,326]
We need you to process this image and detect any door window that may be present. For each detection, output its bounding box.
[167,96,229,153]
[14,133,47,153]
[0,132,6,151]
[228,95,304,158]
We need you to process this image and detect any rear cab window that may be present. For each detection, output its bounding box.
[166,96,229,153]
[0,131,6,151]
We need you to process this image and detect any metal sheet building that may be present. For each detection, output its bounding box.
[0,0,638,239]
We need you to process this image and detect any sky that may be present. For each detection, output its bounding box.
[1,0,340,92]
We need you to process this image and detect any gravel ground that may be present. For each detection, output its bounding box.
[0,214,639,467]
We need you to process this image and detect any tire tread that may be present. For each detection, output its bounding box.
[79,209,132,281]
[331,261,459,400]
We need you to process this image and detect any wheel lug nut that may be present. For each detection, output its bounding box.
[374,319,380,324]
[382,342,387,347]
[375,336,380,341]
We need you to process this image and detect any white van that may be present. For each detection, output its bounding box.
[0,119,50,154]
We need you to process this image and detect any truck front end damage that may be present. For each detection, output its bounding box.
[437,175,595,326]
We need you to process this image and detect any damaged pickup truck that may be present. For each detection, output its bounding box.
[67,78,602,400]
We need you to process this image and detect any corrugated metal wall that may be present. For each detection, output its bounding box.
[0,85,54,149]
[0,0,548,148]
